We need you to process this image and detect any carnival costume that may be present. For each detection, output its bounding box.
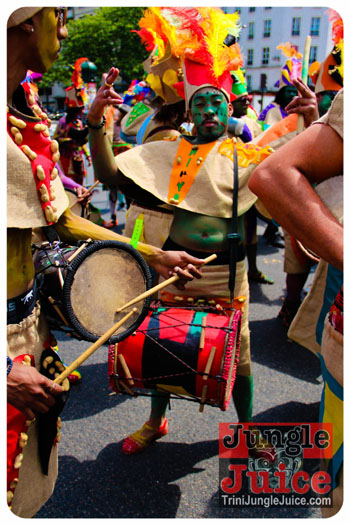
[53,59,91,186]
[113,7,274,453]
[7,62,69,516]
[258,43,302,130]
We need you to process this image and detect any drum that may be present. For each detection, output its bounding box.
[108,306,241,411]
[34,240,153,343]
[66,187,88,218]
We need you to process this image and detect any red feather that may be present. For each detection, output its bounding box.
[132,28,156,51]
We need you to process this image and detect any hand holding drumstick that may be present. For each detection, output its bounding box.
[53,254,217,385]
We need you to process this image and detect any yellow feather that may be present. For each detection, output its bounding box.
[277,42,303,59]
[198,8,242,79]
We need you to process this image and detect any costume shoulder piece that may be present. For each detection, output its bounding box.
[315,88,343,141]
[7,92,68,229]
[115,136,273,218]
[253,113,298,151]
[120,102,153,140]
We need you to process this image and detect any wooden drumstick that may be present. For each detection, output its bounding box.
[54,308,137,385]
[67,238,92,262]
[115,253,217,313]
[203,346,216,381]
[48,296,69,326]
[118,354,134,385]
[54,261,64,289]
[118,380,137,397]
[199,384,208,413]
[297,35,312,134]
[87,180,100,193]
[199,317,207,350]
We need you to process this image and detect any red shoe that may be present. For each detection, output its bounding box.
[105,218,118,229]
[122,419,168,455]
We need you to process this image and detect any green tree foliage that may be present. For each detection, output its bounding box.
[41,7,148,90]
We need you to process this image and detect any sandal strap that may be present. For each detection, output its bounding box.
[128,421,166,447]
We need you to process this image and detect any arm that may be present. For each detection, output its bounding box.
[88,67,123,186]
[54,207,203,285]
[249,122,343,270]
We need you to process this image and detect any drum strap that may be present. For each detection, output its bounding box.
[228,143,240,301]
[41,225,60,244]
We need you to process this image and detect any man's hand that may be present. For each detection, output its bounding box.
[285,77,319,128]
[150,250,204,290]
[76,186,92,206]
[7,363,64,420]
[87,67,123,125]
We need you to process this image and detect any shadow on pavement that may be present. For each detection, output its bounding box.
[38,400,321,519]
[37,438,219,518]
[250,317,322,385]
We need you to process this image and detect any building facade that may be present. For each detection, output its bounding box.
[224,6,334,112]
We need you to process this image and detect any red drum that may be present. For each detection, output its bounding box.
[108,306,241,411]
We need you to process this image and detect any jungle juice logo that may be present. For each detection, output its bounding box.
[219,423,333,508]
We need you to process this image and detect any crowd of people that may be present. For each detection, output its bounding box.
[6,6,343,519]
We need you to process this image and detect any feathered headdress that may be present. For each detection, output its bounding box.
[276,42,302,89]
[134,7,197,104]
[65,58,89,108]
[123,79,151,106]
[169,7,243,106]
[134,7,243,106]
[231,68,248,98]
[308,9,343,93]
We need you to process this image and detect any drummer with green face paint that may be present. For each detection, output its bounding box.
[190,87,232,141]
[88,46,274,453]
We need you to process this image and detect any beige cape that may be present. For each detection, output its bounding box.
[115,136,266,218]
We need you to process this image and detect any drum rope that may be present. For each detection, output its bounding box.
[134,315,232,379]
[32,241,77,274]
[112,388,219,406]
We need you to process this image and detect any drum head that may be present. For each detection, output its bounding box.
[63,241,153,343]
[65,188,84,217]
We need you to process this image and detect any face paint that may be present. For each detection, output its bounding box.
[317,91,337,117]
[278,86,298,109]
[35,7,67,72]
[191,88,228,140]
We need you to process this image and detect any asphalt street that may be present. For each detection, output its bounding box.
[37,188,324,519]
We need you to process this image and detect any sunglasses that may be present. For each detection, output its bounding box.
[55,7,68,27]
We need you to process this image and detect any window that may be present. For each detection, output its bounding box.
[265,6,272,9]
[248,22,254,39]
[309,46,317,63]
[249,7,256,12]
[292,17,301,36]
[247,49,254,66]
[263,20,271,37]
[310,17,320,36]
[246,75,252,92]
[262,47,270,65]
[260,73,267,91]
